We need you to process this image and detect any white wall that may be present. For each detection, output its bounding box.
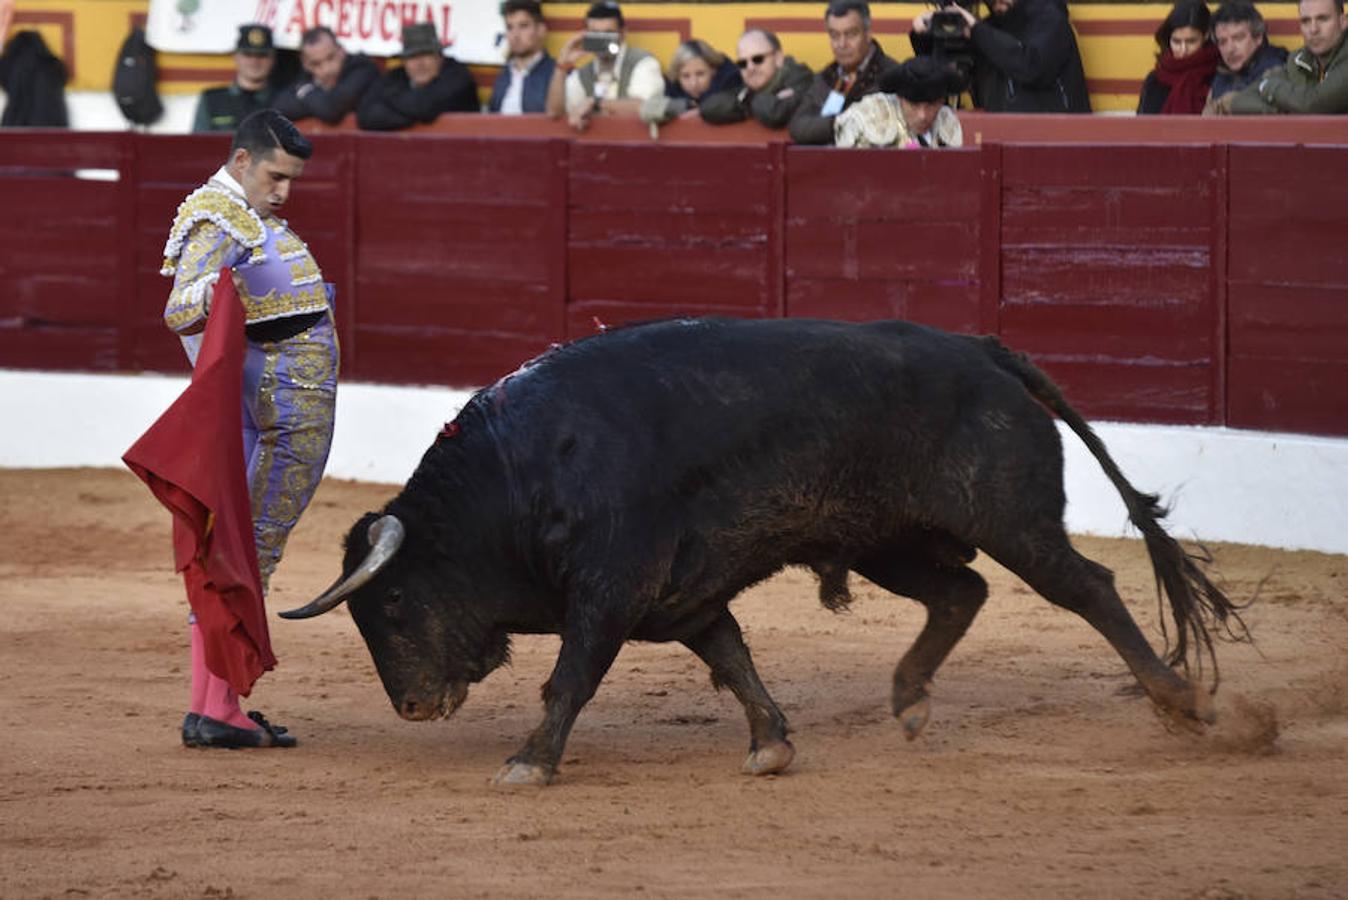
[3,368,1345,554]
[0,90,200,133]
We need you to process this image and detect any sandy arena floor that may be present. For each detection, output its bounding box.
[2,468,1345,900]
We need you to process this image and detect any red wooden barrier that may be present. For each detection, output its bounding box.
[784,146,993,334]
[0,132,134,372]
[1226,146,1348,437]
[1,128,1346,438]
[565,142,784,336]
[998,144,1224,424]
[351,134,567,384]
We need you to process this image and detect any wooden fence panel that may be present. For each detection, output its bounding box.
[999,145,1222,424]
[1227,147,1348,436]
[353,135,566,385]
[784,147,989,335]
[0,132,133,371]
[565,142,781,336]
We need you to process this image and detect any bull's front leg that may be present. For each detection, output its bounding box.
[493,617,626,787]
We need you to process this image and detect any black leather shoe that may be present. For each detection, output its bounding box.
[192,711,297,749]
[181,712,202,747]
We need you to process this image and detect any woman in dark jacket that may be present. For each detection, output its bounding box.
[664,39,742,106]
[641,39,742,126]
[1137,1,1220,114]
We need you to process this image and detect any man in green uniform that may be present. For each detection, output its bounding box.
[192,23,277,133]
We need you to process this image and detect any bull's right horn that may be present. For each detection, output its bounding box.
[277,515,405,620]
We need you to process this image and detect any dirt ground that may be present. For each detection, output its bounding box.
[2,468,1346,900]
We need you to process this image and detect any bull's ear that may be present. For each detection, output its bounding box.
[278,515,406,619]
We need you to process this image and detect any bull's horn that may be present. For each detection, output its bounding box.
[277,515,405,619]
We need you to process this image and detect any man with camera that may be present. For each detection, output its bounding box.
[545,0,664,131]
[910,0,1091,113]
[788,0,902,144]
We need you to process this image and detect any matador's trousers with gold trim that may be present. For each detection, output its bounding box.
[184,309,338,592]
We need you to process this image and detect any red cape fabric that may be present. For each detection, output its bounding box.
[123,272,275,696]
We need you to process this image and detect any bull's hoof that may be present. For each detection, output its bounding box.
[492,762,553,786]
[1147,679,1216,733]
[742,740,794,776]
[1164,686,1216,733]
[896,696,931,741]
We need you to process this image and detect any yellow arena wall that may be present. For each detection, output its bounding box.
[7,0,1309,112]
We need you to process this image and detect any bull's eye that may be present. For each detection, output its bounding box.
[384,587,403,619]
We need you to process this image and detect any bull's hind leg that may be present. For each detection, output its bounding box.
[855,546,987,740]
[984,526,1212,727]
[682,612,794,776]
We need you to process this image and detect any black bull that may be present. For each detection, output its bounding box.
[281,318,1247,785]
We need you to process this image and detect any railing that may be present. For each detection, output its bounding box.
[1,118,1345,437]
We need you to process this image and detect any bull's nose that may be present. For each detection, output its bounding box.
[399,699,427,719]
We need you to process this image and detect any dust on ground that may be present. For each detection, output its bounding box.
[2,469,1345,900]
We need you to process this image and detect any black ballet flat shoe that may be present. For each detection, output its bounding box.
[192,712,297,749]
[181,712,202,747]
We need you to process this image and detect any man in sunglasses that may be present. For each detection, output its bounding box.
[789,0,901,144]
[700,29,816,128]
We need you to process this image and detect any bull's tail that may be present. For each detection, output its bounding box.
[980,336,1251,691]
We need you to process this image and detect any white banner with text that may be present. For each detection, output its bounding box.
[147,0,508,64]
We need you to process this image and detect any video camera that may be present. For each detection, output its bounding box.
[929,0,978,39]
[927,0,976,96]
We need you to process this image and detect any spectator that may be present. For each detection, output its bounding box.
[489,0,556,113]
[1227,0,1348,113]
[1137,1,1219,114]
[835,55,964,147]
[193,24,277,133]
[546,1,664,131]
[639,39,742,126]
[357,21,478,130]
[789,0,901,145]
[0,30,68,127]
[701,29,815,128]
[1203,1,1290,113]
[910,0,1091,113]
[273,26,378,125]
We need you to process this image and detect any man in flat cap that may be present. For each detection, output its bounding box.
[357,21,479,130]
[193,24,278,133]
[834,55,964,147]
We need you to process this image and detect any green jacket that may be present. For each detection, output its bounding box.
[1229,33,1348,114]
[699,57,815,128]
[192,83,274,133]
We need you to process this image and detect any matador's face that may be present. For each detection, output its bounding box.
[230,147,306,218]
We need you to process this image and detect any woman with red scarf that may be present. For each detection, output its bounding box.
[1137,1,1220,114]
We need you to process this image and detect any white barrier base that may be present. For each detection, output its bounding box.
[3,368,1345,554]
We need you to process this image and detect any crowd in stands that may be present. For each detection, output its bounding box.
[1,0,1346,133]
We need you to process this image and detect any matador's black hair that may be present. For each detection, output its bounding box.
[231,109,313,161]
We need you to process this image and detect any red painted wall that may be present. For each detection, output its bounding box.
[1,129,1344,438]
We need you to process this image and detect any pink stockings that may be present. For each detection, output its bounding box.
[189,619,257,730]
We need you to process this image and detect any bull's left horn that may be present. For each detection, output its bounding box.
[277,515,405,619]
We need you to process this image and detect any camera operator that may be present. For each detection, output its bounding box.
[910,0,1091,113]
